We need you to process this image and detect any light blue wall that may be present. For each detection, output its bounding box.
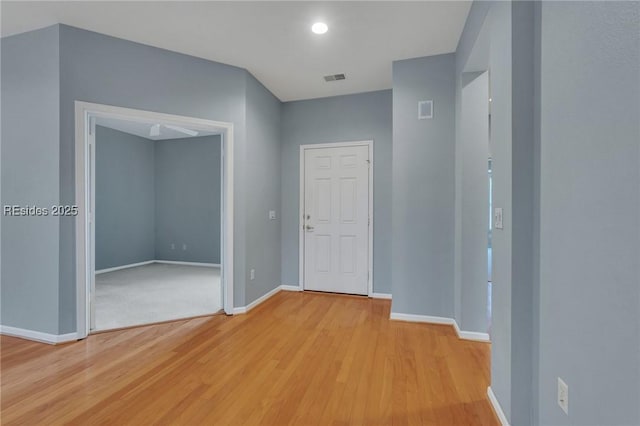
[455,3,640,425]
[485,3,514,419]
[1,26,61,333]
[454,1,492,333]
[245,75,282,304]
[57,24,253,330]
[537,2,640,424]
[95,127,222,269]
[510,2,537,424]
[391,54,456,316]
[280,90,393,293]
[155,135,221,264]
[95,126,155,270]
[455,2,520,422]
[2,23,284,332]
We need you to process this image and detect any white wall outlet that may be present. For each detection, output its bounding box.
[494,207,504,229]
[269,210,276,220]
[250,268,255,280]
[182,244,187,251]
[557,377,569,415]
[171,243,175,250]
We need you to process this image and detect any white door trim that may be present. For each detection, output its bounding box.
[298,140,374,297]
[74,101,234,339]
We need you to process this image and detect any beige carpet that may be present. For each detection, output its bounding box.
[94,263,221,331]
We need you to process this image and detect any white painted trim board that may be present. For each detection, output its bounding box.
[280,285,302,292]
[487,386,510,426]
[458,329,491,342]
[389,312,490,342]
[96,260,221,275]
[233,285,283,315]
[154,260,220,268]
[372,293,392,299]
[95,260,155,274]
[0,325,78,345]
[390,312,456,325]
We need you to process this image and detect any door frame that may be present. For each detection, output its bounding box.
[74,101,235,339]
[298,140,374,297]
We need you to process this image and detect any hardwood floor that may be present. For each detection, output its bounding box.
[1,291,498,425]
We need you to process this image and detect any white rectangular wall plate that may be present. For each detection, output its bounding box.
[418,100,433,119]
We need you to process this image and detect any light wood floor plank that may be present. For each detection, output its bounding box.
[1,291,498,425]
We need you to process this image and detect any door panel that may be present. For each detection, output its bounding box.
[303,145,369,295]
[340,178,357,223]
[315,179,332,223]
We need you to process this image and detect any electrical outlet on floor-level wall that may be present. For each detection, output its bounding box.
[250,268,255,280]
[558,377,569,415]
[171,243,175,250]
[182,244,187,251]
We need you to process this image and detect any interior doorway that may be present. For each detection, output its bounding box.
[91,117,223,331]
[75,102,235,338]
[460,69,491,335]
[299,141,373,296]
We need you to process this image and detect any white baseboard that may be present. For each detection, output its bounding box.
[96,260,220,275]
[487,386,510,425]
[372,292,392,299]
[390,312,456,325]
[0,325,78,345]
[154,260,220,268]
[95,260,155,274]
[389,312,490,342]
[276,286,389,298]
[280,285,302,292]
[458,330,490,342]
[233,285,283,315]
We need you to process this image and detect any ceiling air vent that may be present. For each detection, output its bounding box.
[324,73,346,82]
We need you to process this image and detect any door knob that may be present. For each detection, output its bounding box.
[305,225,315,231]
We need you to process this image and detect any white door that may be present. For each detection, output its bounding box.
[303,144,370,295]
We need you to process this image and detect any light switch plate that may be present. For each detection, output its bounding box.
[494,208,503,229]
[269,210,276,220]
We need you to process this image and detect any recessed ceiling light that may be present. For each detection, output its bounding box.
[311,22,328,35]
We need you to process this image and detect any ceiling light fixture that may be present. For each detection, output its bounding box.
[149,123,199,138]
[311,22,328,35]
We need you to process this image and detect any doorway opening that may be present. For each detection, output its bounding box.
[92,117,222,330]
[75,102,234,338]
